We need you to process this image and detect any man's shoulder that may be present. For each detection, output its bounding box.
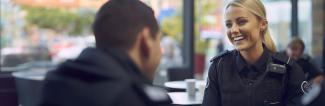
[41,74,135,105]
[47,48,130,81]
[300,54,312,61]
[45,65,123,83]
[43,73,171,105]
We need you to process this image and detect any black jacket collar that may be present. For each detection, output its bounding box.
[235,47,271,73]
[62,47,152,84]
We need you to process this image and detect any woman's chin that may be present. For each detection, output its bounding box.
[234,44,248,51]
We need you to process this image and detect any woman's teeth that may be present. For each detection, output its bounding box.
[234,36,244,41]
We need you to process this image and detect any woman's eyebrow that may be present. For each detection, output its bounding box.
[236,17,248,20]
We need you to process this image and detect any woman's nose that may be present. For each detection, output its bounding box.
[230,25,239,35]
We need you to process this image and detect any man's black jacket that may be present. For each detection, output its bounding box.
[39,48,172,106]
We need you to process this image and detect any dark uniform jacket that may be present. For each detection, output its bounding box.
[39,48,172,106]
[202,49,305,106]
[296,55,323,81]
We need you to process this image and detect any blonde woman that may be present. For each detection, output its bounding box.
[202,0,304,106]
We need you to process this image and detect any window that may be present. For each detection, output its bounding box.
[263,0,292,51]
[143,0,184,85]
[298,0,312,55]
[0,0,98,69]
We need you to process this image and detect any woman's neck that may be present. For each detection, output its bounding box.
[240,43,264,65]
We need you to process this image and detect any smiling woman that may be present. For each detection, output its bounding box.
[202,0,305,106]
[225,0,276,54]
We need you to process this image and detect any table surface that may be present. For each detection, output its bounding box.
[164,80,206,89]
[168,92,203,105]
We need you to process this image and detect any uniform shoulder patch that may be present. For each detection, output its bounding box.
[210,50,232,62]
[272,52,294,66]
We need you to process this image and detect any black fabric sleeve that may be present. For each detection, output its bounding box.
[305,60,323,80]
[202,60,222,106]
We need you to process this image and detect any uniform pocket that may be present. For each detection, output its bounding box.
[262,79,283,106]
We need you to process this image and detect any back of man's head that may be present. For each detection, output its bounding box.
[93,0,159,50]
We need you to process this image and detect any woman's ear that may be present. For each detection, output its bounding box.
[260,19,268,31]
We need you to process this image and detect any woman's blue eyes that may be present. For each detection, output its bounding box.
[238,20,247,25]
[226,23,232,28]
[225,20,247,28]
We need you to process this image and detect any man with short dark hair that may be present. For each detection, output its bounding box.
[39,0,172,105]
[285,38,323,83]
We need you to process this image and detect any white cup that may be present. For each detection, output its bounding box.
[185,79,196,99]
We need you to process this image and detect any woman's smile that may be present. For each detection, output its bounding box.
[233,35,245,44]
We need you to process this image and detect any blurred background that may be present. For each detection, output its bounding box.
[0,0,324,105]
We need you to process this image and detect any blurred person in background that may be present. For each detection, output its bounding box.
[202,0,304,106]
[160,33,182,69]
[285,38,324,84]
[216,39,225,54]
[39,0,172,106]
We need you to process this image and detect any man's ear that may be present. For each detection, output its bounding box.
[139,27,151,58]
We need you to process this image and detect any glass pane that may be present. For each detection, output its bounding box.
[263,0,292,51]
[142,0,184,85]
[1,0,101,70]
[0,0,185,85]
[194,0,226,80]
[298,0,312,55]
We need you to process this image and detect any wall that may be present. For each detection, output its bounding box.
[312,0,324,69]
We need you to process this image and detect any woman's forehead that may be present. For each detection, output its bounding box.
[225,6,252,20]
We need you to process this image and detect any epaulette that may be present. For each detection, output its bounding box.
[210,50,232,62]
[272,52,294,66]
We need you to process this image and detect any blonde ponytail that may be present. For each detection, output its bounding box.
[263,29,277,53]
